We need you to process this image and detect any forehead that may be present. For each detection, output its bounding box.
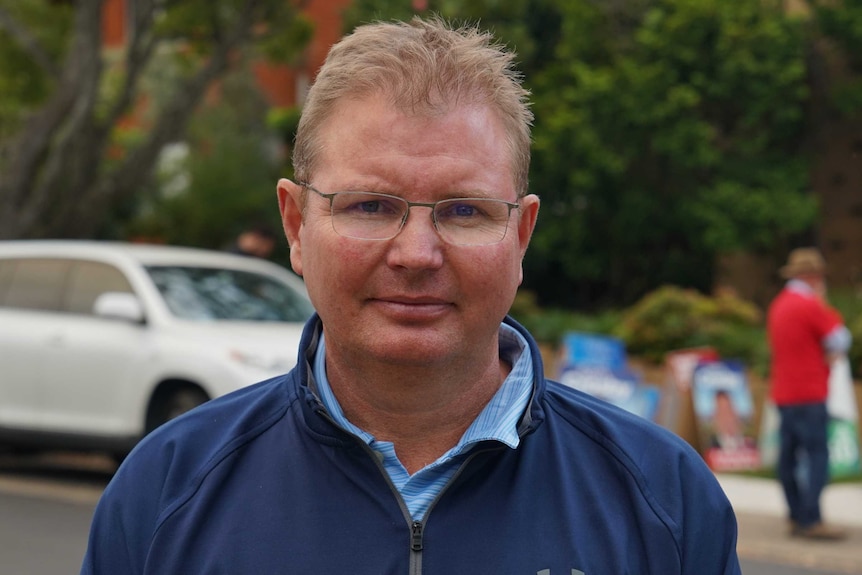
[311,94,515,193]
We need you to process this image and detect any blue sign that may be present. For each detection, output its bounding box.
[558,332,627,372]
[559,366,661,421]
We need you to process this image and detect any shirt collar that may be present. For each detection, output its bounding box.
[786,278,816,296]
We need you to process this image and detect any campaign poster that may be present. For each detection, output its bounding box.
[825,356,861,476]
[559,366,661,421]
[556,332,662,421]
[557,332,627,373]
[659,347,720,438]
[692,360,760,471]
[665,347,720,393]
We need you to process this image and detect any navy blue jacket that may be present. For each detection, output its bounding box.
[81,316,741,574]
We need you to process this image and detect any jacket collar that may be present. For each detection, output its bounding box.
[292,314,546,441]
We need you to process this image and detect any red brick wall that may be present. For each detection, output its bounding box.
[253,0,354,108]
[102,0,125,48]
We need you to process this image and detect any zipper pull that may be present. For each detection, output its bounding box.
[411,521,424,551]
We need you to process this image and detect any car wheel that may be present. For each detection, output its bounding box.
[149,387,209,432]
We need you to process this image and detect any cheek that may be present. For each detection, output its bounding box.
[301,230,376,292]
[461,249,521,298]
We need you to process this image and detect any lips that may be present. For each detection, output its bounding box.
[377,295,450,305]
[370,295,454,319]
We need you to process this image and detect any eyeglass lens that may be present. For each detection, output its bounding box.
[328,192,514,245]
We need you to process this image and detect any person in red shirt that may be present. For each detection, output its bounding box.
[767,247,851,540]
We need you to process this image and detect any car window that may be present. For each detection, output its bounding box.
[64,261,134,315]
[1,258,71,311]
[146,266,314,322]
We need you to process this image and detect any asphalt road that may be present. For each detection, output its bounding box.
[0,451,110,575]
[0,491,95,574]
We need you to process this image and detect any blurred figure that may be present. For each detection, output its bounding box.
[229,223,277,259]
[767,247,851,540]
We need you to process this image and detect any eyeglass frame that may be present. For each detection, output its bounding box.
[297,181,522,245]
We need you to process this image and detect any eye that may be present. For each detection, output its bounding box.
[357,200,383,213]
[451,203,479,217]
[437,200,486,220]
[335,193,403,217]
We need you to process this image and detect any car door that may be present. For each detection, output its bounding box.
[0,258,71,428]
[36,259,152,437]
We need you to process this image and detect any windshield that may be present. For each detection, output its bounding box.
[146,266,314,322]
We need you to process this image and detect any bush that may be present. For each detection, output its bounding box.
[509,290,622,345]
[848,314,862,378]
[614,285,767,372]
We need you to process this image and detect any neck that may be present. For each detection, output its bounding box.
[324,343,509,474]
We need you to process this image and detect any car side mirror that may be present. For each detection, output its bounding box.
[93,291,145,324]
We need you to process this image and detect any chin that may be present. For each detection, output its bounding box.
[368,335,458,366]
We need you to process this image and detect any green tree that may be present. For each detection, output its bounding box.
[0,0,311,240]
[527,0,817,307]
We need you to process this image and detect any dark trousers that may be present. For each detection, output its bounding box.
[777,402,830,527]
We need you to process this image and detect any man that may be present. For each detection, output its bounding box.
[767,247,851,540]
[81,17,740,574]
[228,223,278,258]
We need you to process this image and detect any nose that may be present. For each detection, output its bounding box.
[385,205,444,270]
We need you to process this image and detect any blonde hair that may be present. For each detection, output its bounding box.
[292,16,532,196]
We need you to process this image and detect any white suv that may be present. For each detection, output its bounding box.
[0,240,314,459]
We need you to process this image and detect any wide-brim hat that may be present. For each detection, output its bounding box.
[780,247,827,279]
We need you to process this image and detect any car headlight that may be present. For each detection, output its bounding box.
[228,349,294,372]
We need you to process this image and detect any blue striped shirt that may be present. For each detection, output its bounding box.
[312,323,534,520]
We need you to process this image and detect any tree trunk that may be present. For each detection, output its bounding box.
[0,0,282,240]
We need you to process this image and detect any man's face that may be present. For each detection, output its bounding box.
[278,93,539,368]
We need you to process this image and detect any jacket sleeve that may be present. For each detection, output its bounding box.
[79,449,168,575]
[79,423,199,575]
[617,411,741,574]
[673,446,742,574]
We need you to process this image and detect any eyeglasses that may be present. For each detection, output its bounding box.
[300,183,520,246]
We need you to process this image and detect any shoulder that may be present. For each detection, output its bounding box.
[540,379,692,457]
[82,372,305,571]
[537,379,734,538]
[133,373,296,486]
[101,373,300,523]
[770,289,838,321]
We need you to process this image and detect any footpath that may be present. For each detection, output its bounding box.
[716,474,862,573]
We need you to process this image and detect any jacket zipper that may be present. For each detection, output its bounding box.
[314,406,505,574]
[411,520,424,551]
[410,520,424,574]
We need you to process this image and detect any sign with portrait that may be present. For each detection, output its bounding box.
[692,360,760,471]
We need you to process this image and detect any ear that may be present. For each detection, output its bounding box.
[515,194,540,284]
[277,178,305,276]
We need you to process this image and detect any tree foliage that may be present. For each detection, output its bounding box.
[529,0,817,307]
[0,0,311,240]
